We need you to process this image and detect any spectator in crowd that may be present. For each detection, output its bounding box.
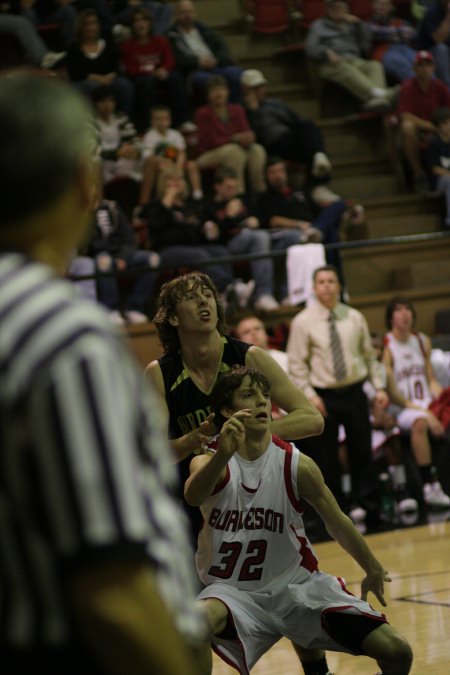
[0,12,66,68]
[234,314,289,420]
[67,9,134,116]
[240,68,332,185]
[166,0,243,103]
[120,7,189,132]
[0,72,204,675]
[188,366,413,675]
[413,0,450,87]
[93,85,142,185]
[142,167,233,293]
[83,195,160,324]
[287,265,389,524]
[396,49,450,193]
[305,0,398,112]
[425,106,450,226]
[383,296,450,508]
[257,158,351,280]
[114,0,173,36]
[366,0,417,83]
[194,76,267,195]
[201,167,279,311]
[234,314,289,371]
[139,104,202,205]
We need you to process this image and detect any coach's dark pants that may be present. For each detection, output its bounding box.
[300,380,377,510]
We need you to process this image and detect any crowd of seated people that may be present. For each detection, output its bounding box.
[2,0,450,319]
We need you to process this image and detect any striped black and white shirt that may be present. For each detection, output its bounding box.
[0,252,204,652]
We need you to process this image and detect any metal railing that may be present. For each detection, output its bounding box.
[68,229,450,283]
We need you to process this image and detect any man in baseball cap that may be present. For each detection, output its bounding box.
[239,68,333,186]
[397,44,450,192]
[414,50,434,64]
[240,69,267,88]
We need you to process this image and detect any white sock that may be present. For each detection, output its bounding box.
[341,473,351,495]
[371,87,387,98]
[388,464,406,490]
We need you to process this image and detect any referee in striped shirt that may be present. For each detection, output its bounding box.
[0,74,205,675]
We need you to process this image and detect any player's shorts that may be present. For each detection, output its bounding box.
[396,407,429,431]
[197,570,387,674]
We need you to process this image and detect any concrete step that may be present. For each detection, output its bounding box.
[287,97,321,119]
[195,0,243,26]
[363,193,444,219]
[392,258,450,291]
[319,116,387,160]
[332,156,391,179]
[346,212,442,241]
[239,53,308,83]
[342,237,450,295]
[331,173,399,200]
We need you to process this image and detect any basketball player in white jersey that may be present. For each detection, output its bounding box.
[186,366,413,675]
[383,297,450,508]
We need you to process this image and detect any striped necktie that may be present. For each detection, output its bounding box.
[329,310,346,382]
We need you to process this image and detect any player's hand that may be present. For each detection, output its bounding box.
[186,413,216,455]
[218,410,251,458]
[361,567,391,607]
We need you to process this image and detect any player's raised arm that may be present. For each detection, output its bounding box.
[184,410,250,506]
[298,454,391,606]
[246,346,324,440]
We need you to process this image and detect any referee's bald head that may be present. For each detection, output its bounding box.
[0,72,96,230]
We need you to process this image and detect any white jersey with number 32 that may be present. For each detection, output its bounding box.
[196,437,318,591]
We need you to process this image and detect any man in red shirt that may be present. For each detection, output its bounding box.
[397,49,450,192]
[194,76,266,194]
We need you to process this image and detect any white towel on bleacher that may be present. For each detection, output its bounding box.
[286,243,326,306]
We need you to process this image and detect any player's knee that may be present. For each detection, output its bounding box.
[364,626,413,671]
[412,417,428,434]
[382,632,413,670]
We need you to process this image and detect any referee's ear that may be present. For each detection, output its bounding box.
[168,314,179,327]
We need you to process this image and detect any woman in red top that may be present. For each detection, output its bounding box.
[194,75,266,194]
[120,8,189,132]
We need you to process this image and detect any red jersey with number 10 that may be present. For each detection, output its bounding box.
[196,437,319,591]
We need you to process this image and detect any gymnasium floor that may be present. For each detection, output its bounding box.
[212,518,450,674]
